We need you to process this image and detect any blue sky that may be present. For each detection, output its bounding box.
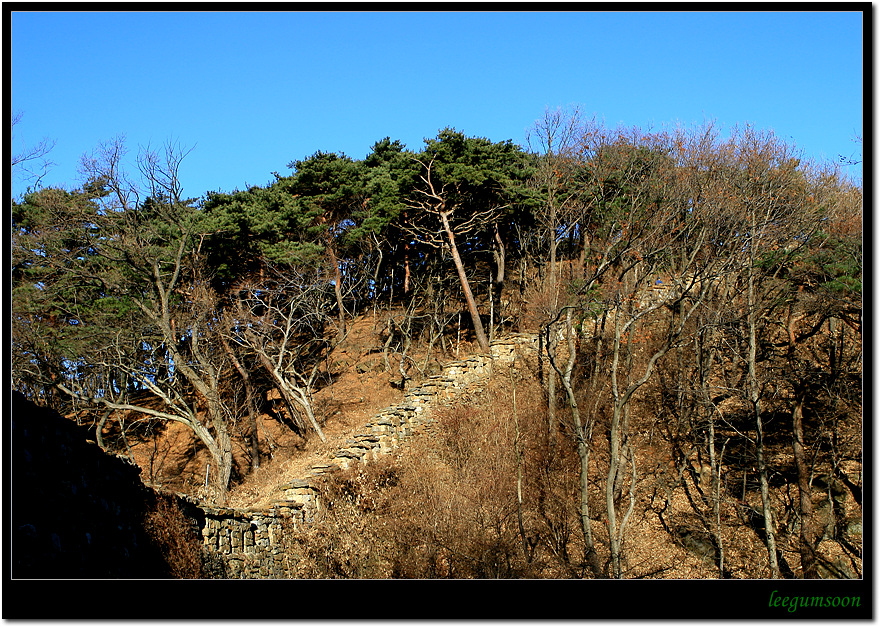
[10,10,864,201]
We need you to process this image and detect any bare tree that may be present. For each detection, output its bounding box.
[17,137,247,504]
[220,332,262,470]
[227,264,352,443]
[402,154,495,352]
[52,216,239,504]
[540,123,754,578]
[11,111,56,190]
[401,131,529,354]
[526,106,589,447]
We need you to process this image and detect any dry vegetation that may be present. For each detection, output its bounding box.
[109,315,410,502]
[13,116,861,580]
[60,266,862,580]
[141,491,210,578]
[189,309,859,579]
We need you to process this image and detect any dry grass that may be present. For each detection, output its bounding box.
[142,492,206,578]
[105,307,861,580]
[271,349,862,579]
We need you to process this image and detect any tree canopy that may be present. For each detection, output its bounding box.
[11,119,862,581]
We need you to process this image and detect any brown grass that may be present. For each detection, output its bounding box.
[142,492,206,578]
[101,306,861,579]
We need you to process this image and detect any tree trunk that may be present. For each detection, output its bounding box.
[755,409,780,577]
[786,310,819,578]
[606,309,629,580]
[440,210,490,353]
[221,335,260,470]
[606,404,624,578]
[546,355,558,451]
[697,324,727,578]
[553,310,603,577]
[254,351,327,442]
[403,211,411,293]
[509,370,532,563]
[748,271,781,578]
[493,221,506,285]
[277,374,326,443]
[404,241,411,293]
[792,386,819,577]
[95,409,112,450]
[707,411,726,577]
[327,243,346,340]
[159,318,235,504]
[546,210,560,449]
[210,413,234,504]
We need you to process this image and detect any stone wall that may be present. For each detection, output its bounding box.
[187,333,539,578]
[11,334,539,580]
[10,390,212,578]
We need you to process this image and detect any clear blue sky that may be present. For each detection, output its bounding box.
[10,10,864,201]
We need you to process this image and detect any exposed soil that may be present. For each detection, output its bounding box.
[115,313,470,508]
[94,310,861,580]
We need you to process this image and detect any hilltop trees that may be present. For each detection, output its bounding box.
[199,167,355,446]
[12,183,126,409]
[12,138,244,503]
[523,120,861,578]
[526,119,670,576]
[281,151,366,339]
[11,117,861,576]
[650,126,860,579]
[401,128,535,352]
[654,124,863,579]
[200,128,535,356]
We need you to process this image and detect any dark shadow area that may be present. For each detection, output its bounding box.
[9,391,209,583]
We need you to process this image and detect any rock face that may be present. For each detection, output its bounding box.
[10,391,206,578]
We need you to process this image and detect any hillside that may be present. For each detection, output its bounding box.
[12,121,862,581]
[71,306,862,581]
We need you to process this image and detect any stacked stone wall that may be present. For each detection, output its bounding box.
[190,333,538,578]
[11,334,539,579]
[11,391,209,578]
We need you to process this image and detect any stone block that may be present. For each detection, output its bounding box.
[309,463,338,475]
[352,434,379,444]
[333,449,363,460]
[285,478,314,490]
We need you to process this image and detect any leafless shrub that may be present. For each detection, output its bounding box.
[142,492,205,578]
